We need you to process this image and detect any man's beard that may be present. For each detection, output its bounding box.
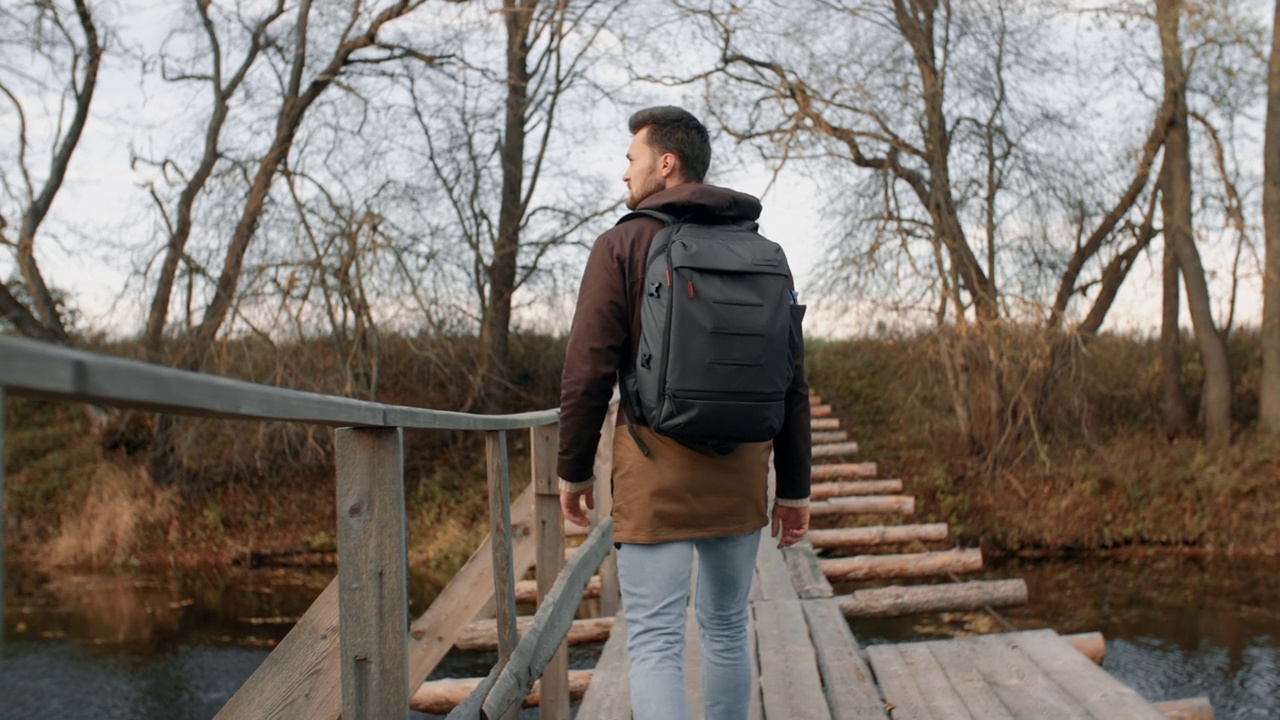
[625,175,664,210]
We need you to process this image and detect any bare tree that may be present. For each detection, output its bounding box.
[1155,0,1233,447]
[1262,0,1280,434]
[0,0,102,343]
[405,0,623,412]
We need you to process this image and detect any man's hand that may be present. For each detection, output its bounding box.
[560,486,595,528]
[771,503,810,549]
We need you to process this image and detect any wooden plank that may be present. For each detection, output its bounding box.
[515,575,600,604]
[808,524,948,549]
[812,440,859,458]
[863,644,934,720]
[838,579,1027,619]
[811,463,878,481]
[1013,629,1166,719]
[812,430,850,444]
[412,670,592,713]
[810,495,913,517]
[782,542,834,598]
[481,520,615,720]
[531,423,568,720]
[819,548,983,582]
[896,642,975,718]
[753,599,831,720]
[811,417,840,430]
[0,336,561,431]
[455,616,614,651]
[962,633,1093,719]
[811,404,833,417]
[1063,632,1106,664]
[810,480,903,500]
[754,531,800,601]
[800,599,888,720]
[920,639,1015,719]
[1152,698,1214,720]
[576,614,631,718]
[486,431,520,720]
[334,428,409,720]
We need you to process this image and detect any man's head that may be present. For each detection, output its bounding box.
[623,106,711,209]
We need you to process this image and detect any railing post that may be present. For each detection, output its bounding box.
[592,404,621,617]
[486,430,521,720]
[335,427,409,720]
[531,422,569,720]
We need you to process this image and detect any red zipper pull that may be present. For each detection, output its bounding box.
[687,280,695,298]
[666,268,671,286]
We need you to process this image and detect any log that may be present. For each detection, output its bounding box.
[808,394,823,405]
[837,579,1028,619]
[455,616,615,652]
[819,548,983,582]
[411,670,593,714]
[809,495,914,517]
[812,441,859,458]
[807,524,947,549]
[810,418,840,431]
[1063,632,1106,664]
[810,479,903,500]
[811,404,833,418]
[514,576,601,604]
[810,462,878,481]
[1153,698,1214,720]
[812,430,849,444]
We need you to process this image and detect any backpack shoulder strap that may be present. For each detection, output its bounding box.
[616,209,679,226]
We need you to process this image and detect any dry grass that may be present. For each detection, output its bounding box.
[45,464,177,569]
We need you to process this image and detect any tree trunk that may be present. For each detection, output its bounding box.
[1260,0,1280,434]
[1161,239,1192,439]
[474,0,535,414]
[1156,0,1232,447]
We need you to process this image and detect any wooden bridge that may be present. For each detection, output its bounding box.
[0,336,1213,719]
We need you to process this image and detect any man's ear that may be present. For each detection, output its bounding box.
[659,152,680,181]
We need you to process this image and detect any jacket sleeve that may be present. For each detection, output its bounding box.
[772,299,812,503]
[557,231,630,484]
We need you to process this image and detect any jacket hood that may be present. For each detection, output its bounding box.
[636,183,762,224]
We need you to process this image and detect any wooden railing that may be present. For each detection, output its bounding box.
[0,335,620,720]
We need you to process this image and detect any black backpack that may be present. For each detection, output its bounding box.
[619,209,805,455]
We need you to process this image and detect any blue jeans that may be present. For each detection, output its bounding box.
[616,529,761,720]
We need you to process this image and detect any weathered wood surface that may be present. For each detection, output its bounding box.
[810,479,903,500]
[1010,629,1166,719]
[923,636,1017,719]
[575,614,630,718]
[531,423,568,720]
[484,431,520,720]
[811,404,833,417]
[1063,632,1106,664]
[811,462,878,481]
[411,670,592,714]
[754,598,832,720]
[811,417,840,430]
[812,430,850,444]
[960,632,1093,718]
[1153,698,1215,720]
[0,336,561,430]
[480,520,616,720]
[838,579,1027,619]
[863,643,945,720]
[809,495,914,517]
[800,599,889,719]
[812,440,859,457]
[754,532,800,601]
[818,548,983,582]
[807,523,948,549]
[783,541,834,598]
[456,616,615,651]
[592,404,621,618]
[334,428,410,720]
[514,576,601,604]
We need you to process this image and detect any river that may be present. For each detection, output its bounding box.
[2,554,1276,719]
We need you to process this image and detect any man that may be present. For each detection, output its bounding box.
[557,106,811,720]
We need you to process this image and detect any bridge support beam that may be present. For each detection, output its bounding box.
[336,427,410,720]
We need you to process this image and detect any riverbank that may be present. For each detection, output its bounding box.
[4,330,1280,580]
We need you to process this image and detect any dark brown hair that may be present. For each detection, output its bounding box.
[628,106,711,183]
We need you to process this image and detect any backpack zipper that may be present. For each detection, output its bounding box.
[656,231,677,418]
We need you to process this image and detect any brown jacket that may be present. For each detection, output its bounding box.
[558,183,811,543]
